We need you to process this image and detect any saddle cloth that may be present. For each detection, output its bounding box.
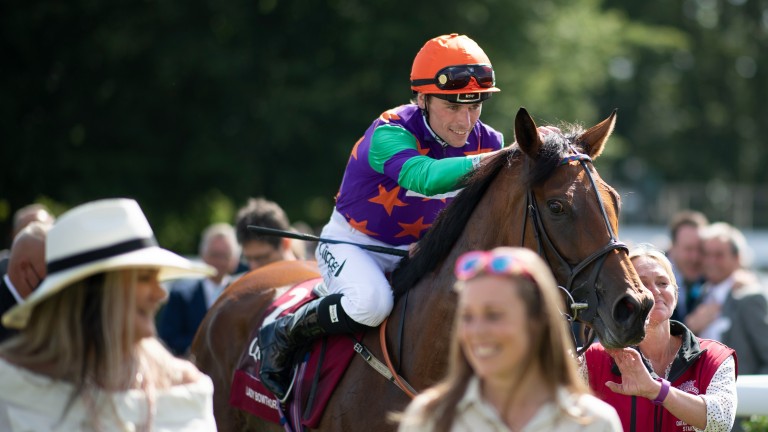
[229,278,358,429]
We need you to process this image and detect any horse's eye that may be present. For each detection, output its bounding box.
[547,200,564,214]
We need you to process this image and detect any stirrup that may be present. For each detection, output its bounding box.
[277,362,300,404]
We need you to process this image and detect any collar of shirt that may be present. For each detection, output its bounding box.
[456,377,599,432]
[3,273,24,304]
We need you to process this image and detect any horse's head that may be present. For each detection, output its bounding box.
[515,107,653,348]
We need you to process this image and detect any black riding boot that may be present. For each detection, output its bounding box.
[257,294,370,400]
[258,297,325,400]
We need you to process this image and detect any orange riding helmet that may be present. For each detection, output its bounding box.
[410,33,500,103]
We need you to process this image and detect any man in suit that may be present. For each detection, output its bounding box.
[1,222,49,342]
[685,222,768,374]
[666,210,708,322]
[157,223,240,356]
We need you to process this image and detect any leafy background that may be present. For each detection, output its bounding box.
[2,0,766,254]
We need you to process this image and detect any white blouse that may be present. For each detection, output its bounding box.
[0,358,217,431]
[399,377,621,432]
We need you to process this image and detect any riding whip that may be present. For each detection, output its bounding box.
[247,225,408,257]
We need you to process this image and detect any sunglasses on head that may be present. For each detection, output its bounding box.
[411,64,495,91]
[454,250,532,281]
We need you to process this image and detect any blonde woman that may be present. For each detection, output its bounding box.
[581,244,737,432]
[0,198,218,431]
[398,247,621,432]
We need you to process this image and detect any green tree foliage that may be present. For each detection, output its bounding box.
[3,0,759,252]
[598,0,767,223]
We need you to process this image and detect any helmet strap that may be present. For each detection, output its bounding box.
[419,95,450,148]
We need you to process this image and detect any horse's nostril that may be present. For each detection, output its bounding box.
[613,296,636,324]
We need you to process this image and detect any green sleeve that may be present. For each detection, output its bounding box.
[369,125,417,173]
[369,125,477,197]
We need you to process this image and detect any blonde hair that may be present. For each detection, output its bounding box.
[0,269,184,430]
[629,243,678,299]
[409,247,590,431]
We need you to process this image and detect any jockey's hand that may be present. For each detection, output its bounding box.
[604,348,659,400]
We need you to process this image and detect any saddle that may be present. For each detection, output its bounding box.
[229,279,359,430]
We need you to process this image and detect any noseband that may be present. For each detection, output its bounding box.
[522,148,627,329]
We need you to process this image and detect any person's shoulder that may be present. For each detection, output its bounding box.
[141,338,206,386]
[166,278,204,296]
[731,283,767,301]
[692,338,736,369]
[402,387,442,418]
[0,356,73,406]
[568,392,622,428]
[582,342,609,360]
[166,356,206,386]
[398,388,438,431]
[404,388,435,411]
[572,391,613,411]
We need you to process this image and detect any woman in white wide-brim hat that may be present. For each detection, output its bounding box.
[0,198,218,432]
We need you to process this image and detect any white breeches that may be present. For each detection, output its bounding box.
[314,210,407,327]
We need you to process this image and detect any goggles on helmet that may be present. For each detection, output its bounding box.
[411,64,495,91]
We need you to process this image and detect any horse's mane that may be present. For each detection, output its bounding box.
[390,126,584,298]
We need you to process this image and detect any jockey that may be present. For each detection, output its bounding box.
[258,33,505,400]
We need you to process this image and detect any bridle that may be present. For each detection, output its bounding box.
[522,147,627,351]
[376,146,630,397]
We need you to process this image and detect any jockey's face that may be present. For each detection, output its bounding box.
[419,94,482,148]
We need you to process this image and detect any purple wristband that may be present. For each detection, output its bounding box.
[652,378,670,405]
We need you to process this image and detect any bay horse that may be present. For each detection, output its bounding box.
[190,108,654,432]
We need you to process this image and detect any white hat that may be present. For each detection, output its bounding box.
[2,198,215,329]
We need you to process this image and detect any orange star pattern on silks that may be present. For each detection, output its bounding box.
[350,136,364,160]
[368,184,408,216]
[379,110,401,123]
[395,217,431,239]
[346,216,378,236]
[416,138,429,156]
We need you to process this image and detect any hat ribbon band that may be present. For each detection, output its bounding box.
[47,237,158,274]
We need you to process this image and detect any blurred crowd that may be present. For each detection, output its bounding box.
[1,198,765,431]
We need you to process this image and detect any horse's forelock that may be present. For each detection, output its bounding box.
[526,124,586,187]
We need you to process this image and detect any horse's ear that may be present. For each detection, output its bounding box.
[577,109,617,159]
[515,107,543,159]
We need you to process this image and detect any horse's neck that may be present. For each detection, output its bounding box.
[395,167,528,388]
